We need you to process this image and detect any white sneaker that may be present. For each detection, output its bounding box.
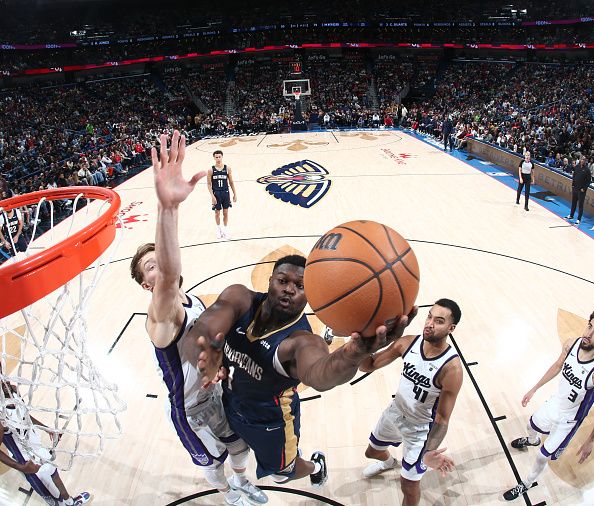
[222,229,231,240]
[224,490,253,506]
[229,477,268,504]
[216,228,223,239]
[363,458,397,478]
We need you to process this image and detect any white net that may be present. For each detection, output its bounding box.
[0,191,126,470]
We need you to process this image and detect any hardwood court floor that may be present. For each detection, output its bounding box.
[2,130,594,506]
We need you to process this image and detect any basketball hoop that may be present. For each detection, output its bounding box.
[0,187,120,318]
[0,186,126,470]
[293,90,301,101]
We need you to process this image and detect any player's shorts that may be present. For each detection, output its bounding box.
[530,396,584,460]
[166,387,243,467]
[368,400,430,481]
[225,398,301,479]
[212,191,231,211]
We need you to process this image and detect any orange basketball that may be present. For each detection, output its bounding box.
[304,220,420,337]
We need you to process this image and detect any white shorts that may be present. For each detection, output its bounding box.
[530,397,581,460]
[369,400,429,481]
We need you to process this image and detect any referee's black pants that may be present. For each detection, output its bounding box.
[516,173,531,209]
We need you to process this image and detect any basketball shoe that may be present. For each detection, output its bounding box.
[510,436,541,449]
[503,481,535,501]
[228,477,268,504]
[363,456,398,478]
[59,492,90,506]
[216,227,223,239]
[310,451,328,487]
[224,492,253,506]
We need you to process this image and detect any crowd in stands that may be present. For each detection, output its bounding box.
[2,49,593,261]
[0,75,195,200]
[397,62,593,179]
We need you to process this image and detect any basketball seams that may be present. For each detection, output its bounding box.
[362,274,383,336]
[383,225,420,282]
[309,271,378,312]
[336,225,389,263]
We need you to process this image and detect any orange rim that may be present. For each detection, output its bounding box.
[0,187,121,318]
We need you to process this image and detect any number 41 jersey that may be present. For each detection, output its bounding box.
[393,335,459,425]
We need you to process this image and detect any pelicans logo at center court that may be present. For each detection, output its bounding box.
[257,160,331,208]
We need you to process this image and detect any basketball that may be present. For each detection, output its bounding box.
[304,220,420,337]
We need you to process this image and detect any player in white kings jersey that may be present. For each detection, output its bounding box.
[359,299,463,506]
[503,310,594,501]
[130,131,266,506]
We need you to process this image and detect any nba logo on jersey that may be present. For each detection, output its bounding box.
[257,160,331,208]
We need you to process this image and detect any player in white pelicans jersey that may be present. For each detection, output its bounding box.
[130,131,266,506]
[503,310,594,501]
[359,299,463,506]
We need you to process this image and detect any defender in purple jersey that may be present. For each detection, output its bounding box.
[503,311,594,501]
[130,131,266,506]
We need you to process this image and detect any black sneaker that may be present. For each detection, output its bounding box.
[511,436,540,449]
[503,482,534,501]
[310,451,328,488]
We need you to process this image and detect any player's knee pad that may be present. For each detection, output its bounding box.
[202,462,228,490]
[228,445,249,470]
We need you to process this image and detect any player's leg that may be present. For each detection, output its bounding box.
[221,192,231,239]
[48,470,91,506]
[398,422,428,506]
[203,461,252,506]
[226,401,327,487]
[202,395,268,504]
[511,399,553,450]
[363,401,401,478]
[512,413,583,500]
[401,477,422,506]
[214,201,223,238]
[504,400,558,501]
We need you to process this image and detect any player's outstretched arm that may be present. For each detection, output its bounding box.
[422,358,463,475]
[196,284,254,386]
[148,131,205,347]
[358,335,415,372]
[283,310,416,391]
[522,338,571,407]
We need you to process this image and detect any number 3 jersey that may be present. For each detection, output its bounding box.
[393,335,459,425]
[554,337,594,421]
